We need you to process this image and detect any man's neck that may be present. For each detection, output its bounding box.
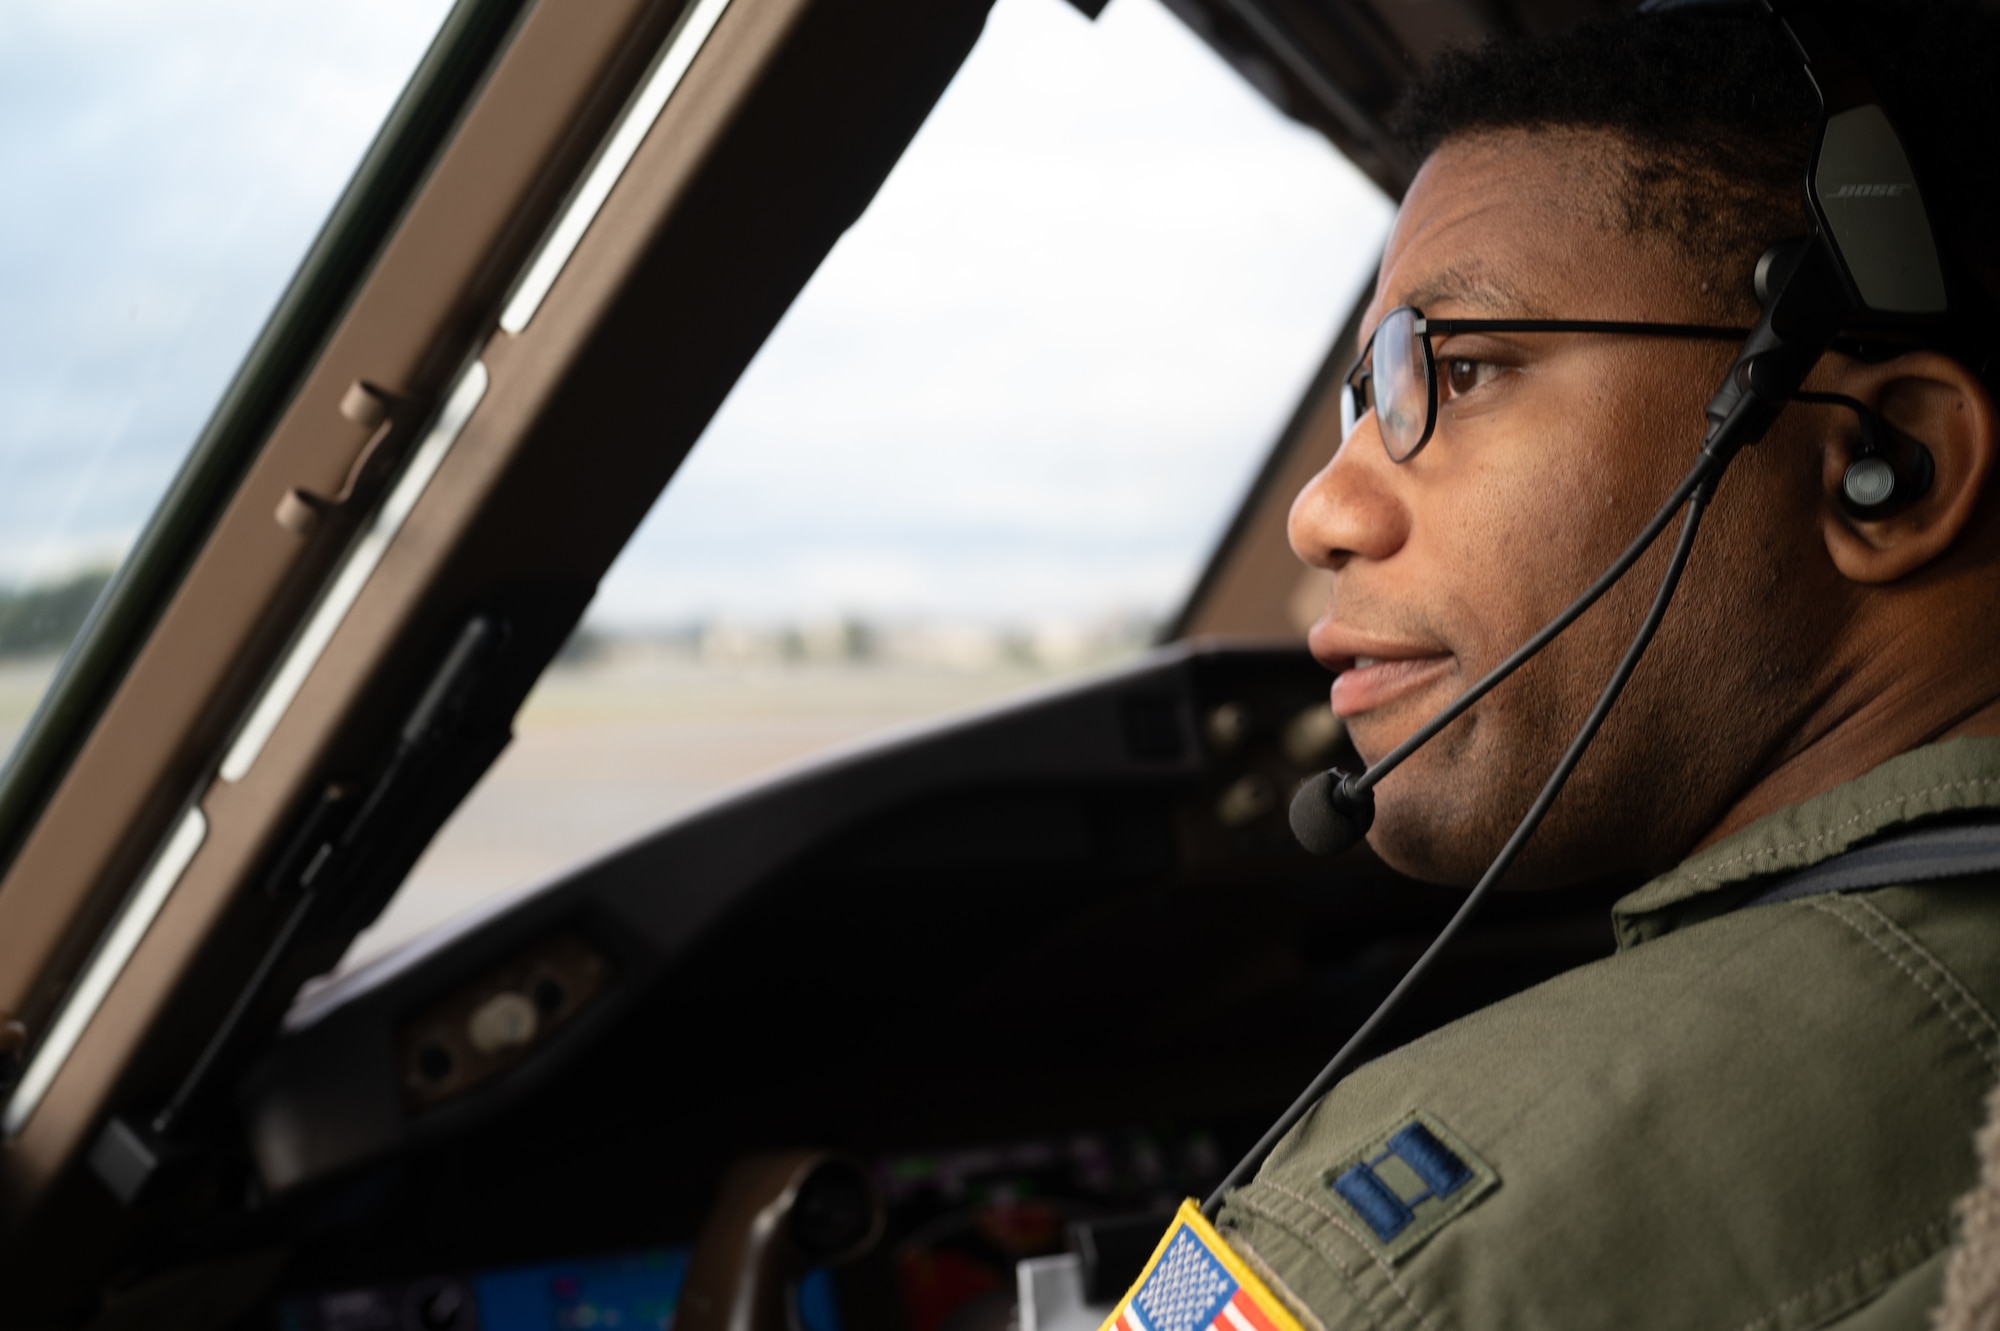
[1695,674,2000,852]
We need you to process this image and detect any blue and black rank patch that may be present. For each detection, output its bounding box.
[1321,1112,1497,1263]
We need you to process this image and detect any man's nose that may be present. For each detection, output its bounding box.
[1288,414,1411,572]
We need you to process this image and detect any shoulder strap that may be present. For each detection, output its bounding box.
[1742,817,2000,910]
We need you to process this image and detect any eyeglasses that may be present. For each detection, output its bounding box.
[1342,306,1752,462]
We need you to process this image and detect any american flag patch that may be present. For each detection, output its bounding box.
[1098,1201,1303,1331]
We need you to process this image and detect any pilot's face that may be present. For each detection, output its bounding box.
[1289,129,1845,888]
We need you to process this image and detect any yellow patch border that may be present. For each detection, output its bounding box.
[1096,1199,1307,1331]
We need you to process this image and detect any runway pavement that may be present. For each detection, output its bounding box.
[0,653,1104,977]
[341,659,1064,970]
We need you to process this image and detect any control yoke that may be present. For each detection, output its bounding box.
[677,1152,885,1331]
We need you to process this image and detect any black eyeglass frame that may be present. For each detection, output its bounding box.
[1343,307,1753,462]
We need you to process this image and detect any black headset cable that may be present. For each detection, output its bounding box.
[1325,455,1724,814]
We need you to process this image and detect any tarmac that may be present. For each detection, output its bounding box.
[0,653,1082,976]
[344,658,1056,970]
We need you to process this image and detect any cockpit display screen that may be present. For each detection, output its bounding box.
[277,1247,843,1331]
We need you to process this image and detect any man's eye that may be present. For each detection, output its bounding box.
[1441,357,1499,397]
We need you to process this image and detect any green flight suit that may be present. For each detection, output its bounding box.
[1218,737,2000,1330]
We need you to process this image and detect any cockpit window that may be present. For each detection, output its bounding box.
[0,0,456,766]
[338,0,1393,970]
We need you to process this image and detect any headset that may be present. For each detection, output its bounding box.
[1203,0,1965,1217]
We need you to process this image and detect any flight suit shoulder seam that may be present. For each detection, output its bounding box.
[1228,1187,1393,1331]
[1224,1229,1334,1331]
[1806,896,2000,1077]
[1726,1216,1953,1331]
[1256,1177,1442,1331]
[1846,893,2000,1048]
[1682,778,2000,884]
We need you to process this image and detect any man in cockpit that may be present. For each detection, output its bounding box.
[1214,3,2000,1327]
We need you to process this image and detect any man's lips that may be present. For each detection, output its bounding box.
[1310,627,1454,718]
[1328,655,1453,717]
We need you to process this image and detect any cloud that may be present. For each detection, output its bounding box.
[594,0,1391,627]
[0,0,453,588]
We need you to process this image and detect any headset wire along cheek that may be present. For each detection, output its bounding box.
[1207,0,1966,1219]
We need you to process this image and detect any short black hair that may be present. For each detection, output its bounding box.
[1391,1,2000,314]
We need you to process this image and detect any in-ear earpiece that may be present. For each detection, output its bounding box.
[1795,390,1936,518]
[1842,454,1902,512]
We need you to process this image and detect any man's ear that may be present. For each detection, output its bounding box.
[1815,351,1998,584]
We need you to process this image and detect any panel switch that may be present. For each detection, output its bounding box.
[467,991,538,1053]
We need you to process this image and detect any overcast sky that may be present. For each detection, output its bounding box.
[0,0,454,587]
[0,0,1391,631]
[593,0,1391,629]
